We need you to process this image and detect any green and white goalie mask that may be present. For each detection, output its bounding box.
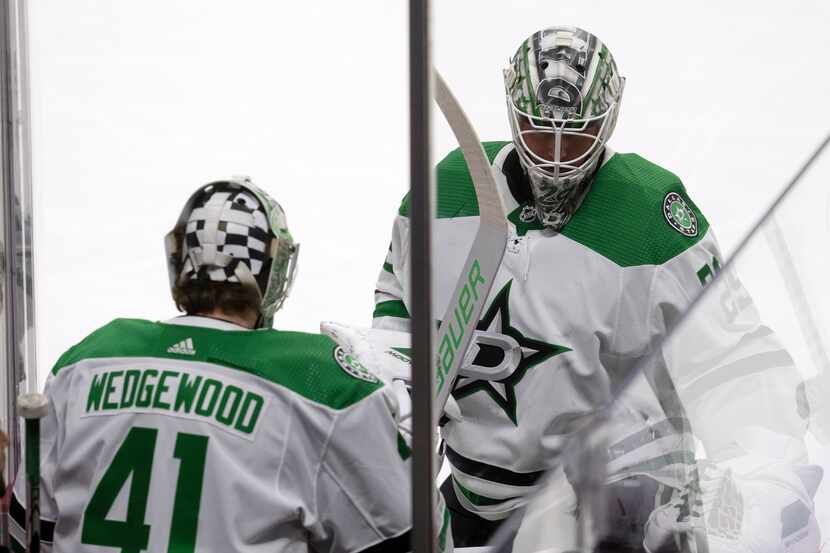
[505,26,625,230]
[165,176,299,328]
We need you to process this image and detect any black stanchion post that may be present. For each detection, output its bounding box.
[409,1,434,553]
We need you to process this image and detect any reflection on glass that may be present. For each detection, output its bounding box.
[485,141,830,552]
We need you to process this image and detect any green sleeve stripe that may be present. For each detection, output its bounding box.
[437,503,451,552]
[373,300,410,320]
[382,261,394,275]
[453,476,519,507]
[397,433,411,460]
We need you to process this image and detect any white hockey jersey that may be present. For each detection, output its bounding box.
[373,142,808,520]
[11,315,444,553]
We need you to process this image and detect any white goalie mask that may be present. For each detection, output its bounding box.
[165,176,299,328]
[505,27,625,230]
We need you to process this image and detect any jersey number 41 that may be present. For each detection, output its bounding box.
[81,426,208,553]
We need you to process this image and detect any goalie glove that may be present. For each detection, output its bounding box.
[321,322,413,382]
[643,460,822,553]
[320,322,463,444]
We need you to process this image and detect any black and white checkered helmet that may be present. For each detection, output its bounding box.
[165,176,299,327]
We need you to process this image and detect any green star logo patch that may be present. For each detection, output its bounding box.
[663,192,698,237]
[452,280,570,425]
[334,347,380,384]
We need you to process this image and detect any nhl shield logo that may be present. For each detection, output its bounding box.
[663,192,698,237]
[334,347,380,384]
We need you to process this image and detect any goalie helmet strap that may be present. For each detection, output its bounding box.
[166,177,299,328]
[179,189,270,286]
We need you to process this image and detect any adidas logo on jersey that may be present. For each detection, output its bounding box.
[167,338,196,356]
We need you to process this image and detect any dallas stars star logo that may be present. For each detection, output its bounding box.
[663,191,698,237]
[452,280,570,425]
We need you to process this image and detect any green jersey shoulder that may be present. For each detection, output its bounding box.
[398,141,709,268]
[52,318,384,410]
[397,141,510,218]
[562,152,710,267]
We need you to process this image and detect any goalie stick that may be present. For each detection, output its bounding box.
[431,71,508,425]
[410,64,508,553]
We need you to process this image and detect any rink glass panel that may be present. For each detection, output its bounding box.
[481,143,830,552]
[0,0,37,495]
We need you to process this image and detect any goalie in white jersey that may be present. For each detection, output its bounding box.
[373,27,820,551]
[9,177,438,553]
